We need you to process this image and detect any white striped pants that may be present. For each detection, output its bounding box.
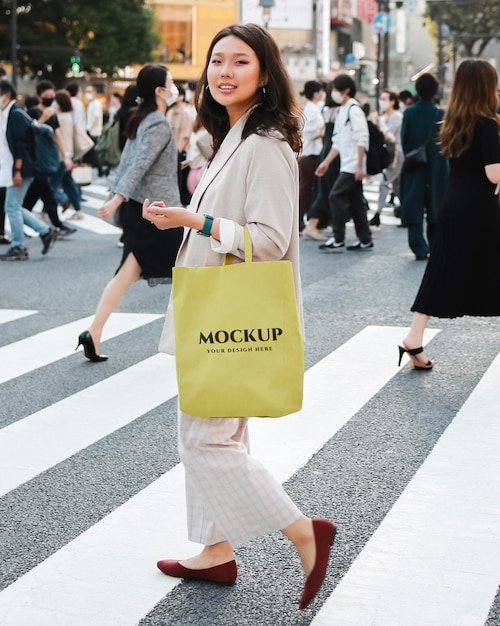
[178,411,302,548]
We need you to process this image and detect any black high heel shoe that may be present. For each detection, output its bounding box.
[398,345,433,370]
[76,331,108,362]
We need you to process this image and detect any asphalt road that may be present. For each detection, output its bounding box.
[0,182,499,626]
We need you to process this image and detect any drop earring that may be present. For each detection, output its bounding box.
[262,85,266,98]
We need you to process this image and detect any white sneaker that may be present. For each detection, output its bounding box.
[319,237,345,251]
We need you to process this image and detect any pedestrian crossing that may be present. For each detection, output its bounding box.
[30,183,122,236]
[0,310,499,626]
[13,178,391,242]
[312,351,500,626]
[363,175,401,226]
[0,313,162,385]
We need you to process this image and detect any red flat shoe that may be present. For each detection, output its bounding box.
[299,518,336,609]
[157,559,237,585]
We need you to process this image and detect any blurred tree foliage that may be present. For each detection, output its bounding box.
[0,0,160,86]
[424,0,500,58]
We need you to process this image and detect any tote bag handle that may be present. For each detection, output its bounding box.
[223,226,252,266]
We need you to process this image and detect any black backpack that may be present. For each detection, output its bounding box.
[346,104,392,176]
[10,107,61,176]
[31,122,61,176]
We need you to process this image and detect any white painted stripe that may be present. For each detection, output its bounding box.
[0,313,163,385]
[250,326,439,482]
[312,353,500,626]
[11,212,120,238]
[81,196,106,210]
[0,353,177,497]
[82,183,110,199]
[0,309,37,325]
[58,210,122,235]
[29,197,120,235]
[0,326,439,626]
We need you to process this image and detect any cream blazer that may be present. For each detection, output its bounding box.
[159,109,302,355]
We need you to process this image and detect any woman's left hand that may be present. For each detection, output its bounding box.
[143,199,188,230]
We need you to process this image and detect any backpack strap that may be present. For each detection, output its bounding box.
[345,103,362,126]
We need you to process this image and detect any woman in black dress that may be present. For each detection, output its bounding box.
[399,59,500,369]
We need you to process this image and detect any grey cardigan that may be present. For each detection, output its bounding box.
[112,110,180,206]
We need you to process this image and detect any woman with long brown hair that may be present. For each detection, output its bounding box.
[143,23,336,610]
[399,59,500,369]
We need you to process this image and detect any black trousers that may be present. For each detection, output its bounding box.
[23,176,63,229]
[298,154,320,231]
[328,172,371,244]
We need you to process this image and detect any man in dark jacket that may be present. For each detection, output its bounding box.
[0,80,57,261]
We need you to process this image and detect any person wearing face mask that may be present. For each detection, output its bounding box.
[23,80,79,232]
[76,64,183,361]
[298,80,325,238]
[166,82,193,206]
[0,80,58,261]
[305,81,340,239]
[370,90,403,228]
[315,74,373,252]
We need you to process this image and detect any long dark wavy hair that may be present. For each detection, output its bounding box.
[195,23,302,156]
[440,59,500,158]
[127,64,168,139]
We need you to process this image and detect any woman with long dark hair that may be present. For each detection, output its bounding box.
[76,64,182,361]
[399,59,500,368]
[143,24,336,610]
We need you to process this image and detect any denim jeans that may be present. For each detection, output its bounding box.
[50,162,82,210]
[5,178,49,248]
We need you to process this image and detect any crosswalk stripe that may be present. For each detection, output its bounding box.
[250,326,439,482]
[57,210,122,234]
[29,202,122,235]
[0,312,163,385]
[0,326,440,626]
[0,309,37,325]
[311,352,500,626]
[0,353,177,497]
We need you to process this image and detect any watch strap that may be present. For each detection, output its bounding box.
[197,214,214,237]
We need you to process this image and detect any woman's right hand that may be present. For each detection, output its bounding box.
[143,199,188,230]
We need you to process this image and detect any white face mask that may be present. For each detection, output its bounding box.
[331,91,344,105]
[0,96,7,111]
[378,99,390,112]
[85,92,94,101]
[399,103,406,113]
[163,82,179,107]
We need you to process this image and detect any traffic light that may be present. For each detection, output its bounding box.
[70,55,81,74]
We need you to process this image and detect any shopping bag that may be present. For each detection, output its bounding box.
[73,124,95,160]
[173,228,304,418]
[71,163,93,186]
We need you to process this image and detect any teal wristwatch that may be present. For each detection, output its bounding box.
[197,214,214,237]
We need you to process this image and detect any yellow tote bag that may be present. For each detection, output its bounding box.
[172,228,304,418]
